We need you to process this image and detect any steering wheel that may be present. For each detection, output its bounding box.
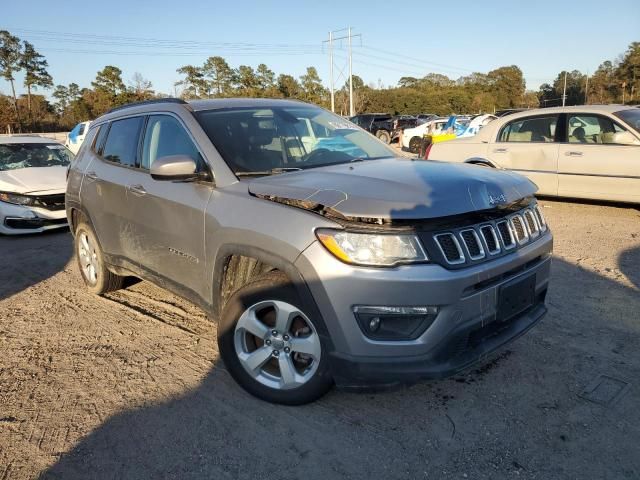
[303,148,331,164]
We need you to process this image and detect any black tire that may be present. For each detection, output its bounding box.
[74,221,124,295]
[408,136,421,154]
[217,271,333,405]
[375,130,391,144]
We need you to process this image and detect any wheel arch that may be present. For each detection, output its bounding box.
[465,157,497,168]
[211,245,326,336]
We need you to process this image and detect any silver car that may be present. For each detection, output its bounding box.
[66,98,553,404]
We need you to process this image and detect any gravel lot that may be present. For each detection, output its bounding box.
[0,198,639,480]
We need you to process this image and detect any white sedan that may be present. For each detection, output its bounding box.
[0,135,73,234]
[428,105,640,204]
[401,117,448,152]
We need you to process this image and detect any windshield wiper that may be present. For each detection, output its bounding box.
[235,167,302,177]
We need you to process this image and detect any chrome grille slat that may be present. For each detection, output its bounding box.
[509,215,529,244]
[496,220,516,250]
[459,228,485,260]
[534,204,547,231]
[434,233,466,265]
[523,209,540,238]
[480,225,501,255]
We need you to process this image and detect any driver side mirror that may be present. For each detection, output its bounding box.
[150,155,206,181]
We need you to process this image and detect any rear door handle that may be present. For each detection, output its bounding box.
[565,151,583,157]
[85,170,98,181]
[493,148,508,153]
[127,184,147,196]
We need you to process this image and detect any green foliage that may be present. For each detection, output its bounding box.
[1,27,639,134]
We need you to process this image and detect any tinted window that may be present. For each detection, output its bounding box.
[568,114,632,144]
[78,123,86,135]
[499,115,558,143]
[141,115,201,170]
[102,117,143,166]
[93,124,109,154]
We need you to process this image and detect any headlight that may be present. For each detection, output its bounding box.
[0,192,35,206]
[316,229,428,266]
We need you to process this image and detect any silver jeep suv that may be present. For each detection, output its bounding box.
[66,98,553,404]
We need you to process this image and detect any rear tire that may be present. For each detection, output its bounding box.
[376,130,391,144]
[218,271,333,405]
[75,221,124,295]
[409,136,421,154]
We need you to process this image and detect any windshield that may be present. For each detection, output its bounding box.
[194,106,396,174]
[614,109,640,134]
[0,143,74,171]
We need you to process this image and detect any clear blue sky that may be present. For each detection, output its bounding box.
[1,0,639,97]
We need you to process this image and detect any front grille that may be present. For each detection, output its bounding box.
[33,194,65,211]
[460,229,484,260]
[423,203,548,268]
[434,233,465,264]
[4,217,67,230]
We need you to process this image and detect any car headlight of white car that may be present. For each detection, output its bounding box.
[316,229,428,266]
[0,192,36,206]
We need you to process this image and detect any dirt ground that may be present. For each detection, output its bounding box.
[1,198,639,480]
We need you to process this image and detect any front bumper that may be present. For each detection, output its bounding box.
[0,202,68,235]
[295,231,552,387]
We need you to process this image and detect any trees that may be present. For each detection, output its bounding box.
[300,67,326,105]
[277,74,301,98]
[175,65,207,99]
[203,56,235,97]
[0,30,23,127]
[20,41,53,124]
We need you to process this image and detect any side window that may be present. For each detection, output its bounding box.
[102,117,144,167]
[499,116,558,143]
[93,124,109,154]
[141,115,201,170]
[568,114,629,144]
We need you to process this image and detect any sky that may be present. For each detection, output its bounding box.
[1,0,639,98]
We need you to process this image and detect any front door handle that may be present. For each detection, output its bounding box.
[85,170,98,181]
[565,151,583,157]
[493,148,508,153]
[128,184,147,196]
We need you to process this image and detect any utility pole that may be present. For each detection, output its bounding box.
[328,31,335,112]
[584,72,589,105]
[323,28,361,116]
[562,72,567,107]
[348,27,354,117]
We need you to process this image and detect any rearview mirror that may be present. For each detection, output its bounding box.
[610,131,640,146]
[150,155,200,181]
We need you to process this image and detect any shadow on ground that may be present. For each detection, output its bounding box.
[0,229,72,301]
[39,250,640,480]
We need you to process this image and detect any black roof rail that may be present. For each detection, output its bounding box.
[106,98,188,114]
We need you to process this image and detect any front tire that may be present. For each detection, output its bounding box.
[75,221,123,295]
[218,272,333,405]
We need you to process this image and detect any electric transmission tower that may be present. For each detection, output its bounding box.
[323,28,361,116]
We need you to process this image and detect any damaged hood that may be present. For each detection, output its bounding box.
[248,158,537,220]
[0,166,67,194]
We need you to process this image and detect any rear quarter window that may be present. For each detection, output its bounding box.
[101,117,144,167]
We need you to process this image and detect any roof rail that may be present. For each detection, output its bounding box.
[106,98,188,114]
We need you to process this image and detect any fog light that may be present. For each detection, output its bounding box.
[369,317,381,332]
[353,305,438,340]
